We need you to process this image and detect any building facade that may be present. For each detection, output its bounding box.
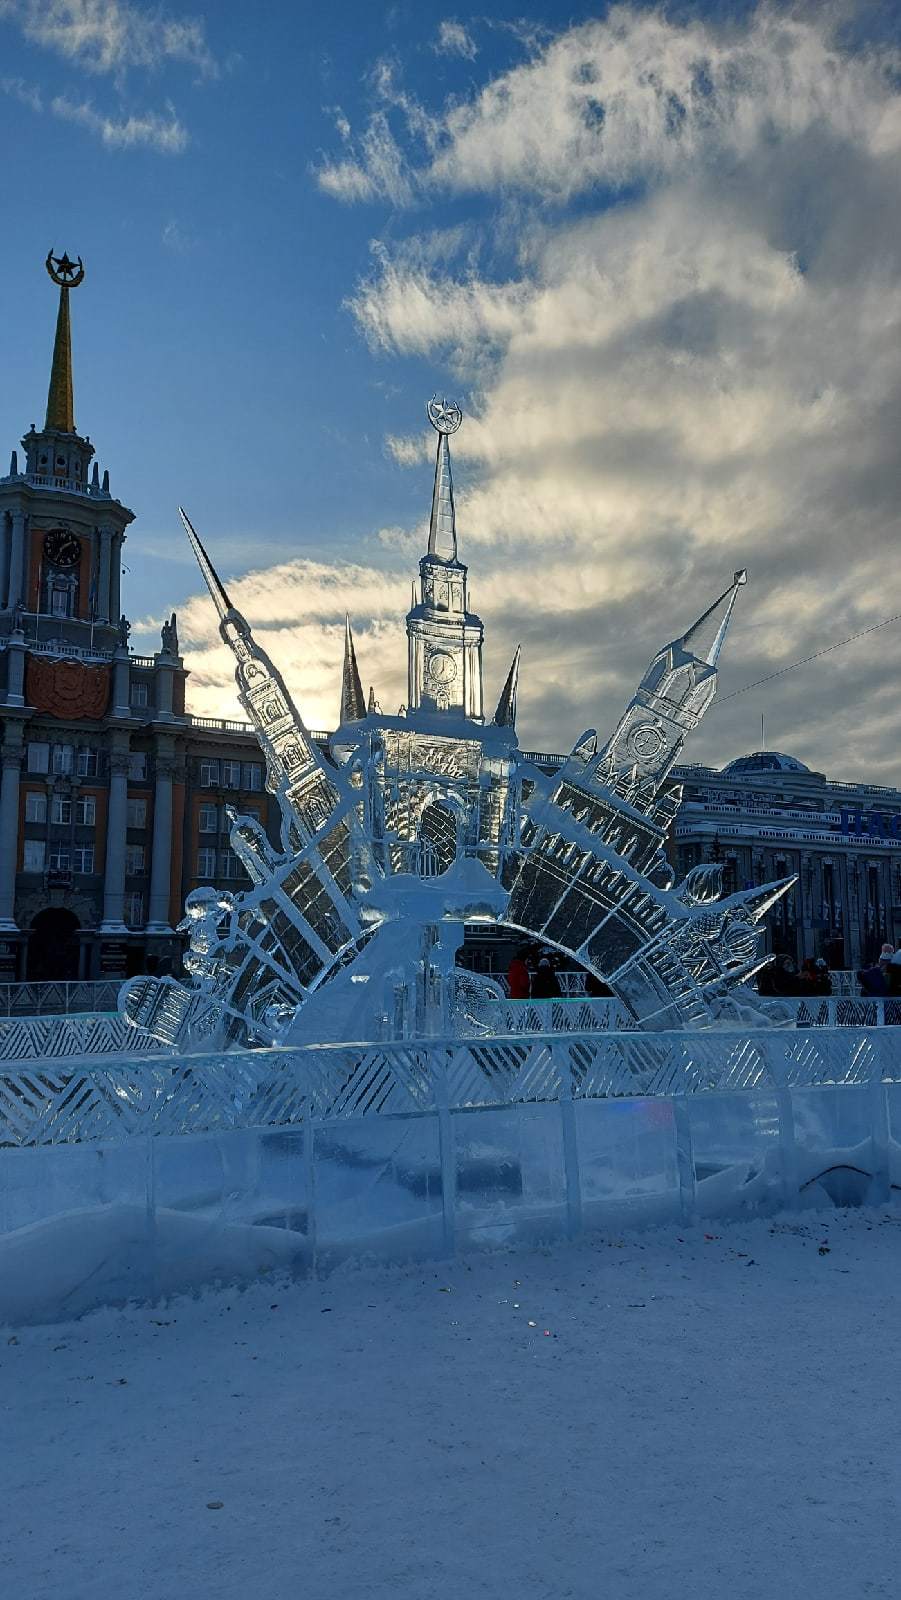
[0,254,271,982]
[669,752,901,970]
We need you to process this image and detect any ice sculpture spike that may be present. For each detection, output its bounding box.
[340,615,366,723]
[681,568,748,667]
[180,505,341,848]
[427,396,461,562]
[179,506,234,621]
[493,646,521,728]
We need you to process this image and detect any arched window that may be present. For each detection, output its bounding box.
[418,800,458,876]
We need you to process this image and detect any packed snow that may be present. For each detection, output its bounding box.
[3,1205,900,1600]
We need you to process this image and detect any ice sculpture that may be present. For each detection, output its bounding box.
[121,399,793,1048]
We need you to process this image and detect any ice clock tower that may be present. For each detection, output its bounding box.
[405,399,484,720]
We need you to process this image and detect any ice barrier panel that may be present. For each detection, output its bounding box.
[2,1028,901,1325]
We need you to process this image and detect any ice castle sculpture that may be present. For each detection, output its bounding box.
[121,399,794,1048]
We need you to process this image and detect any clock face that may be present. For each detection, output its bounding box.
[44,529,81,568]
[428,650,457,684]
[625,721,666,760]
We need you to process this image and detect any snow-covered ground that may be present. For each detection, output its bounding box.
[3,1206,900,1600]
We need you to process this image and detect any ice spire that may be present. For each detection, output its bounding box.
[179,507,340,849]
[680,570,748,667]
[44,250,84,434]
[426,396,462,561]
[493,646,521,728]
[180,506,236,623]
[340,615,366,723]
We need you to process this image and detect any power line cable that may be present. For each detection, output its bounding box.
[713,610,901,708]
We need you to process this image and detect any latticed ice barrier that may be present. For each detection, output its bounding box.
[0,981,123,1017]
[2,1027,901,1148]
[0,1010,167,1067]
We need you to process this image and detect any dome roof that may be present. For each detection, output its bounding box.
[721,751,810,776]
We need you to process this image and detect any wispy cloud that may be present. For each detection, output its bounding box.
[50,90,187,150]
[6,0,217,78]
[0,72,42,111]
[434,19,477,61]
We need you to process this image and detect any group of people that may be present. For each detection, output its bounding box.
[757,944,901,998]
[506,947,612,1001]
[757,955,833,996]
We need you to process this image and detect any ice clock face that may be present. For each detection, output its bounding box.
[44,529,81,568]
[428,650,457,683]
[626,721,666,760]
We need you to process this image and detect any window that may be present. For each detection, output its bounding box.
[48,574,76,618]
[129,752,147,781]
[52,743,74,775]
[50,797,72,826]
[126,798,147,828]
[23,839,45,872]
[243,763,263,792]
[198,803,218,834]
[222,760,241,789]
[27,742,49,774]
[130,680,150,708]
[196,847,217,878]
[124,892,144,927]
[24,793,47,824]
[125,845,145,875]
[47,845,71,871]
[73,846,94,874]
[219,850,245,879]
[75,796,96,826]
[76,747,98,777]
[242,806,260,823]
[200,759,220,788]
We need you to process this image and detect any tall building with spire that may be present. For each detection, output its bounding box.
[0,255,280,982]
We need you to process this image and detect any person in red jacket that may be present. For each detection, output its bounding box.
[507,948,531,999]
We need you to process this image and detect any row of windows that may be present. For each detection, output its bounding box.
[25,794,151,829]
[196,848,247,880]
[198,802,260,834]
[23,841,95,874]
[27,743,99,777]
[25,793,96,826]
[26,746,265,790]
[199,760,263,791]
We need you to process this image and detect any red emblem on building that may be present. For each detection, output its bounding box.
[26,656,110,720]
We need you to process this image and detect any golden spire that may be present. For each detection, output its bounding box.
[44,250,84,434]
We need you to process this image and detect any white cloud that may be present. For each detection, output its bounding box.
[197,4,901,782]
[434,20,477,61]
[50,91,187,150]
[7,0,217,77]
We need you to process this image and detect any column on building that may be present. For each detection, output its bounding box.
[7,509,26,610]
[0,511,10,609]
[0,723,24,930]
[101,735,130,931]
[5,618,26,707]
[98,526,112,623]
[146,738,176,932]
[110,531,123,623]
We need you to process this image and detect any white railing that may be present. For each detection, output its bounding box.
[0,981,123,1017]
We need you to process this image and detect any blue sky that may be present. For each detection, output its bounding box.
[2,1,900,773]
